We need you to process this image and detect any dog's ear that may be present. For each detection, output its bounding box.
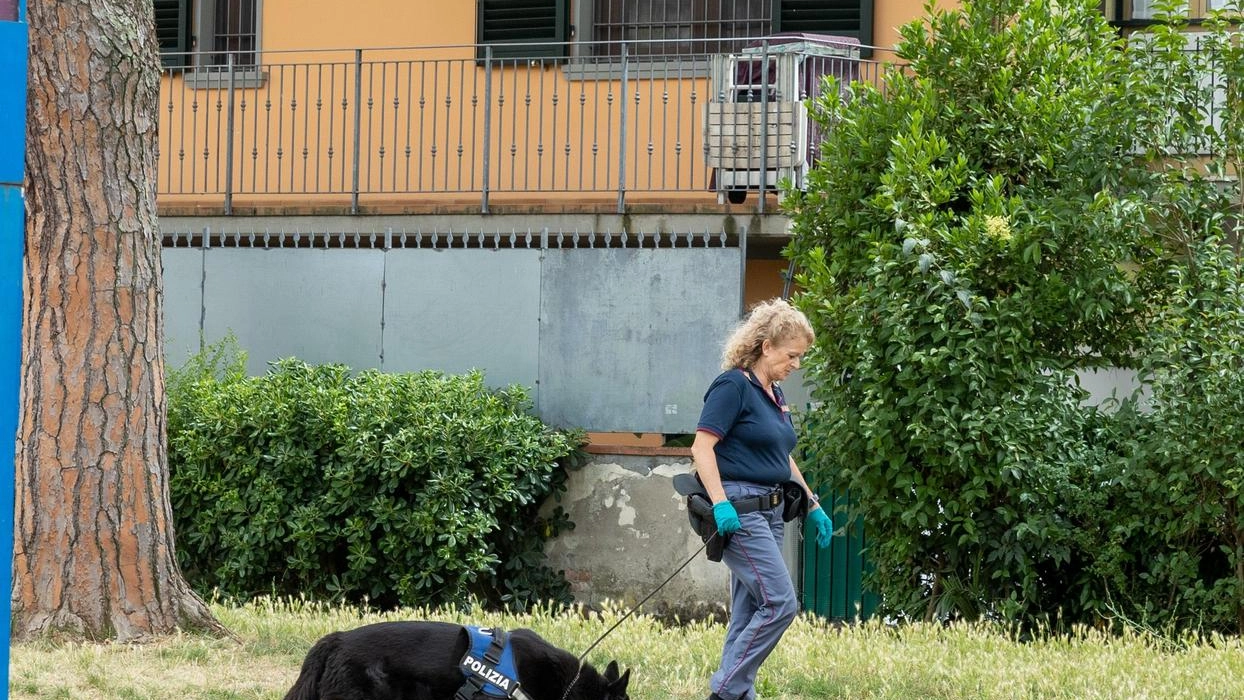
[604,660,619,681]
[609,667,631,695]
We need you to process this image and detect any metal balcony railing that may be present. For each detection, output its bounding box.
[156,39,896,214]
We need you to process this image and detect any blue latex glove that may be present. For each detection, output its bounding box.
[807,507,833,548]
[712,501,741,535]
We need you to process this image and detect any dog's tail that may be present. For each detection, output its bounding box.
[283,632,342,700]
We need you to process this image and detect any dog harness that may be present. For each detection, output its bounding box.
[456,626,533,700]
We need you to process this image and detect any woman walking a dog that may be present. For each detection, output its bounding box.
[691,298,833,700]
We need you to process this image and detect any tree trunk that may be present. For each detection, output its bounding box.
[12,0,224,641]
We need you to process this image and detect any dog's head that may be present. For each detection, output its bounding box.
[603,660,630,699]
[582,660,630,700]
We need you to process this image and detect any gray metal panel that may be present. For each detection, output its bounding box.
[202,249,384,374]
[162,248,204,372]
[382,249,540,392]
[539,248,742,433]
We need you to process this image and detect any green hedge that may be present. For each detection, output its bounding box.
[167,342,583,610]
[788,0,1244,635]
[787,0,1160,628]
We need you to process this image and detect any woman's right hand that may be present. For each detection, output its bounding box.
[712,501,742,535]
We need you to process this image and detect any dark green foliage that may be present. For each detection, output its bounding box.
[789,0,1244,634]
[1101,230,1244,635]
[1067,0,1244,636]
[786,0,1172,627]
[167,339,583,611]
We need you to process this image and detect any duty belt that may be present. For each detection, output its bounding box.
[673,473,806,563]
[730,488,783,514]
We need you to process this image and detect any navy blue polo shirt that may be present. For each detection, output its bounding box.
[696,369,796,485]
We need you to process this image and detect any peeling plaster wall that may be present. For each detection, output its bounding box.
[544,454,804,615]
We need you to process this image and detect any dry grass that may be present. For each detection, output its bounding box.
[9,598,1244,699]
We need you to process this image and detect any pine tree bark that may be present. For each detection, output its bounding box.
[12,0,225,641]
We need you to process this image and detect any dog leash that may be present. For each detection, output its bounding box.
[559,534,716,700]
[576,535,713,661]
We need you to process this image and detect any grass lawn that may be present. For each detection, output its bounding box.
[9,598,1244,699]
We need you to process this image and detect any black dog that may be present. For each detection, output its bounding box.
[283,620,631,700]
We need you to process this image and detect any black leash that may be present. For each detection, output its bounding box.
[559,535,714,700]
[576,534,713,662]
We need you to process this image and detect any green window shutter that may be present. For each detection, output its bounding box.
[154,0,190,68]
[773,0,873,46]
[477,0,567,60]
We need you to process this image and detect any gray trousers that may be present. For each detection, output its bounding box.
[710,480,800,700]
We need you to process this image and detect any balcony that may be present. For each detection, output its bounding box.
[156,39,895,217]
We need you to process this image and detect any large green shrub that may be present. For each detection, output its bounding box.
[789,0,1244,634]
[1097,0,1244,636]
[1103,233,1244,636]
[787,0,1171,626]
[167,341,583,611]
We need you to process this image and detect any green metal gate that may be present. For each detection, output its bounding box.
[800,488,878,621]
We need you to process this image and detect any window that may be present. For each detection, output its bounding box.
[155,0,191,66]
[590,0,770,57]
[1121,1,1233,21]
[1130,0,1188,19]
[1129,30,1229,154]
[773,0,873,38]
[477,0,872,59]
[203,0,257,66]
[476,0,569,59]
[153,0,258,68]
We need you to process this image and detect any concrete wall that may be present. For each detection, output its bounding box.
[544,453,727,615]
[545,452,804,616]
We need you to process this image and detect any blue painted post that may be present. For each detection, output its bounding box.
[0,0,28,694]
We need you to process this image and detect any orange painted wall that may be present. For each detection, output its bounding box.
[156,59,716,206]
[158,0,946,210]
[874,0,960,49]
[744,259,790,308]
[255,1,943,53]
[260,1,478,53]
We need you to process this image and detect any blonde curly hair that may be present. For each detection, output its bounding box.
[720,298,815,370]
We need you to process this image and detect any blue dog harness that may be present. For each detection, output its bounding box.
[456,626,532,700]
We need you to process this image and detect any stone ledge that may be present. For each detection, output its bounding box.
[582,444,692,458]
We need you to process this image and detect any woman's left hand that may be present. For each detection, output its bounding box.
[807,507,833,548]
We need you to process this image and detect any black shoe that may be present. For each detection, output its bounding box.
[707,695,727,700]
